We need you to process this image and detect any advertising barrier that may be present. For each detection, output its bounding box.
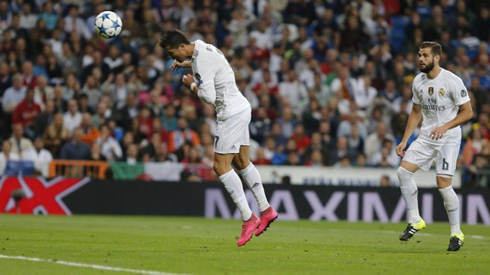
[256,166,462,188]
[1,177,488,224]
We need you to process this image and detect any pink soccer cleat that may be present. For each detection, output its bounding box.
[255,207,278,236]
[237,214,260,246]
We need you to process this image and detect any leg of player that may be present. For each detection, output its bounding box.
[437,176,464,251]
[234,146,278,237]
[214,152,259,246]
[398,161,426,241]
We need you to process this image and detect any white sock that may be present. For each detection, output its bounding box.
[238,163,270,212]
[219,169,252,221]
[397,167,421,224]
[439,185,461,235]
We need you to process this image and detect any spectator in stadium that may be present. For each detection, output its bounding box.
[81,75,101,111]
[12,87,41,138]
[304,149,326,167]
[250,107,272,145]
[52,85,67,113]
[196,104,217,136]
[33,76,54,107]
[365,122,395,166]
[291,124,310,155]
[95,124,122,161]
[168,117,200,153]
[301,99,321,134]
[59,127,91,160]
[77,93,93,115]
[337,113,368,140]
[462,129,489,166]
[285,150,301,166]
[19,2,37,30]
[278,70,307,113]
[0,140,20,174]
[63,99,82,136]
[64,4,91,40]
[114,92,138,132]
[21,136,53,163]
[43,112,68,157]
[466,153,490,188]
[80,112,100,145]
[9,123,33,156]
[138,131,162,160]
[34,100,55,137]
[91,101,109,129]
[356,153,368,167]
[276,106,296,139]
[348,124,365,156]
[21,61,36,88]
[331,136,357,165]
[380,79,400,103]
[119,143,138,164]
[2,73,26,114]
[154,142,178,163]
[89,143,106,162]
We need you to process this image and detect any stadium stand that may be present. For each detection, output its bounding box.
[0,0,488,188]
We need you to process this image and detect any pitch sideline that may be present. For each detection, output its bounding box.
[0,254,186,275]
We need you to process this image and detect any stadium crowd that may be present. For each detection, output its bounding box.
[0,0,488,187]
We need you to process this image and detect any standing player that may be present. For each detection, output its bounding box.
[396,42,473,251]
[158,29,278,246]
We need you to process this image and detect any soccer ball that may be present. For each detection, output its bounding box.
[94,11,122,39]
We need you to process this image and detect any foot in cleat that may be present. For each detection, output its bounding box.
[447,233,464,251]
[255,207,278,237]
[399,219,426,241]
[237,214,260,247]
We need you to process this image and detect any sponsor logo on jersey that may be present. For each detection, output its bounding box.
[461,89,467,97]
[421,104,446,111]
[428,87,434,96]
[439,88,445,96]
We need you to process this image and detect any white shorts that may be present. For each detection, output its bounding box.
[403,137,460,178]
[214,106,251,154]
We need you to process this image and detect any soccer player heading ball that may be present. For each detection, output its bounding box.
[396,41,473,251]
[158,29,278,246]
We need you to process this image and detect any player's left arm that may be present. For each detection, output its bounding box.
[430,79,473,140]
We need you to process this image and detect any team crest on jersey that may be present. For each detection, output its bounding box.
[428,87,434,96]
[461,89,467,97]
[439,88,445,96]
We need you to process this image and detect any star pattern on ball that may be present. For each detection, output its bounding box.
[113,21,120,29]
[98,25,107,34]
[101,13,111,20]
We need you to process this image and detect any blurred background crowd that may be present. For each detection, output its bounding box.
[0,0,488,187]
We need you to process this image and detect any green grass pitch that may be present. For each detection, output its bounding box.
[0,215,489,274]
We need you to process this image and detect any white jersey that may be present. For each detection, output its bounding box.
[411,68,470,142]
[191,40,250,121]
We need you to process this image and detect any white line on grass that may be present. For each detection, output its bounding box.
[0,254,185,275]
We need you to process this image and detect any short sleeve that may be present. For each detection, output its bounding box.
[451,77,470,106]
[411,81,421,105]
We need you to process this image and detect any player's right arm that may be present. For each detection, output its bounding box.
[396,104,422,157]
[170,60,191,71]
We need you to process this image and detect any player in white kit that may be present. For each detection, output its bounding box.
[158,29,278,246]
[396,42,473,251]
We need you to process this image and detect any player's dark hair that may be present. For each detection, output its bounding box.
[158,29,190,50]
[419,41,442,57]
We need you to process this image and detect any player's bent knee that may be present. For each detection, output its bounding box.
[213,162,231,177]
[397,167,413,181]
[436,176,452,188]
